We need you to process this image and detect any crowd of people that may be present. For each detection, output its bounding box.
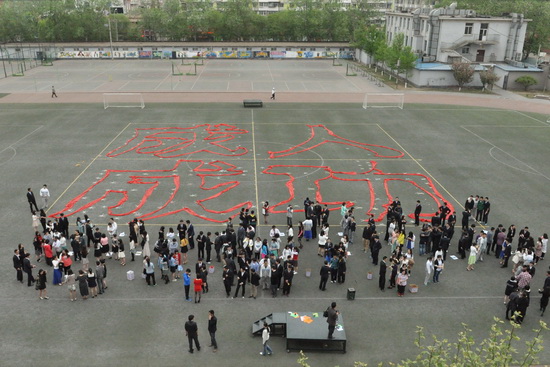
[15,187,550,326]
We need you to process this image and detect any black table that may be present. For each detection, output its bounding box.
[285,311,346,353]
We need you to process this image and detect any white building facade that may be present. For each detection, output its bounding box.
[386,7,529,64]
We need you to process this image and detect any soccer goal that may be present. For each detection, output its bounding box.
[362,93,404,109]
[103,93,145,109]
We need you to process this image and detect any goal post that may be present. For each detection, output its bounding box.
[362,93,404,109]
[103,93,145,109]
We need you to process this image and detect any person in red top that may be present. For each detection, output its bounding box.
[61,250,73,275]
[43,240,53,266]
[193,277,203,303]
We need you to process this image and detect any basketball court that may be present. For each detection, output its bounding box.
[0,59,549,366]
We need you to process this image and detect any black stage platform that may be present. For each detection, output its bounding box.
[253,312,347,353]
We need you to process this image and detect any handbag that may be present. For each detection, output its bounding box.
[323,307,329,318]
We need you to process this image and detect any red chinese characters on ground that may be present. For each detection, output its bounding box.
[52,124,453,223]
[106,124,249,158]
[50,159,253,223]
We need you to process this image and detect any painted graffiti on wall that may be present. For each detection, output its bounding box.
[57,49,354,59]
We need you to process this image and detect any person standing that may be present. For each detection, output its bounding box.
[40,184,50,209]
[286,204,293,226]
[222,265,233,298]
[13,249,23,283]
[144,256,156,286]
[51,86,57,98]
[65,269,77,301]
[379,256,387,291]
[185,315,201,353]
[208,310,218,352]
[27,188,39,212]
[186,220,195,250]
[234,266,248,299]
[397,269,408,297]
[433,255,444,283]
[194,276,203,303]
[270,87,275,100]
[282,264,294,296]
[184,268,192,301]
[371,237,382,265]
[424,256,434,286]
[326,302,339,339]
[260,322,273,356]
[319,261,330,291]
[36,269,48,300]
[414,200,422,226]
[249,268,260,299]
[23,253,36,287]
[467,243,478,271]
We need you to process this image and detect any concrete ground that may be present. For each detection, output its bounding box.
[0,60,549,367]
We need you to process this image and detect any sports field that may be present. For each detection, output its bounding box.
[0,59,549,367]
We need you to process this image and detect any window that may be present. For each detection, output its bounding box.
[122,48,128,51]
[405,36,408,45]
[98,48,104,51]
[221,48,227,51]
[192,48,198,51]
[464,23,473,35]
[182,48,188,50]
[286,47,291,51]
[246,47,252,51]
[152,47,157,51]
[232,48,238,51]
[271,48,276,51]
[479,23,488,41]
[300,48,306,51]
[261,48,267,51]
[310,48,316,51]
[461,47,470,54]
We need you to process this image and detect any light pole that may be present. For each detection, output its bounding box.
[104,10,114,60]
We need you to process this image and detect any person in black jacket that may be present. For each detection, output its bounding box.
[371,238,382,265]
[319,261,330,291]
[13,249,23,283]
[414,201,422,226]
[27,188,39,212]
[234,267,248,298]
[249,268,260,299]
[23,253,36,286]
[282,264,294,296]
[185,314,200,353]
[379,256,387,291]
[208,310,218,351]
[222,265,233,297]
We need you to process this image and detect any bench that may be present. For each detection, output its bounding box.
[243,99,263,108]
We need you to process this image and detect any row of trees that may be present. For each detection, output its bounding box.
[354,26,418,81]
[0,0,377,43]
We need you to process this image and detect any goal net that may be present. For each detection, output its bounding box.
[362,93,404,109]
[103,93,145,109]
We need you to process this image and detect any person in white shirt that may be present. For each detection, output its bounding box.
[477,231,488,262]
[287,225,294,240]
[424,256,434,286]
[286,205,293,226]
[269,225,281,239]
[40,184,50,209]
[107,219,118,239]
[317,230,328,256]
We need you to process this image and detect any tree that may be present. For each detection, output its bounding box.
[479,68,500,91]
[353,25,385,64]
[297,318,548,367]
[451,62,475,91]
[515,75,538,91]
[385,33,417,85]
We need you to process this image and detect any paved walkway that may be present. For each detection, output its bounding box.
[1,90,549,115]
